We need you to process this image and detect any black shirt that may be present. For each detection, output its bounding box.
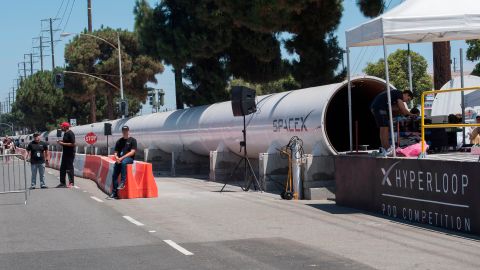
[114,137,137,160]
[370,90,403,111]
[62,130,76,158]
[27,141,48,164]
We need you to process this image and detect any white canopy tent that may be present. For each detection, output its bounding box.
[345,0,480,155]
[431,75,480,117]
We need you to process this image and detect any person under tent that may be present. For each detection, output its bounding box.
[370,89,414,156]
[468,115,480,145]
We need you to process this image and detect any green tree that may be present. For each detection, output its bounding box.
[466,39,480,76]
[134,0,230,109]
[363,49,432,105]
[356,0,385,18]
[230,74,300,96]
[11,71,68,131]
[64,27,163,121]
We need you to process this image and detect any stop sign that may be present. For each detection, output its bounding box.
[85,132,97,145]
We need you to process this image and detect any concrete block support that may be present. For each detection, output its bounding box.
[143,149,173,175]
[209,150,260,188]
[303,155,336,200]
[258,153,289,193]
[172,150,210,176]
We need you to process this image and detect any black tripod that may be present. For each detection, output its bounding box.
[220,115,262,192]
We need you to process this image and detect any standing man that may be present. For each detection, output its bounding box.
[27,133,49,189]
[56,122,76,188]
[370,89,414,156]
[110,126,137,199]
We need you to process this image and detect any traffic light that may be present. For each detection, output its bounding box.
[54,73,64,89]
[119,99,128,116]
[148,93,153,105]
[159,89,165,106]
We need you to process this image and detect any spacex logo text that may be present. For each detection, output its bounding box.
[272,111,313,132]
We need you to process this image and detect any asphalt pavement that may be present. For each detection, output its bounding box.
[1,161,479,269]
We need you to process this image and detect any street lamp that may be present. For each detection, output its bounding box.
[61,32,125,118]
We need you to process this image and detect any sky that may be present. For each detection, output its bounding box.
[0,0,476,115]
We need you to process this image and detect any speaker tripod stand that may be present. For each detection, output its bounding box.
[220,115,263,192]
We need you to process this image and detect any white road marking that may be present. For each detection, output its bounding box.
[83,191,87,193]
[149,230,156,233]
[123,216,144,226]
[163,240,194,256]
[90,196,104,203]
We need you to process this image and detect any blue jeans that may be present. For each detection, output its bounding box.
[31,163,46,187]
[112,157,133,194]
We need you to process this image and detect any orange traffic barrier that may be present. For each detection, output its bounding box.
[117,162,158,199]
[44,151,158,199]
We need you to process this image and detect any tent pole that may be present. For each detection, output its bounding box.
[383,38,396,157]
[407,44,413,104]
[347,47,353,152]
[460,48,466,146]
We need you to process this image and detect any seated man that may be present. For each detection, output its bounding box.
[469,115,480,145]
[110,126,137,199]
[370,89,414,156]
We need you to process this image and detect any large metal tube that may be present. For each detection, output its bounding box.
[48,76,390,158]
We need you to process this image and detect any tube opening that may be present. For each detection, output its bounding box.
[325,78,388,153]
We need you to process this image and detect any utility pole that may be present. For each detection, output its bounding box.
[30,54,33,75]
[88,0,92,32]
[50,18,55,70]
[38,36,44,71]
[41,18,58,71]
[11,87,15,103]
[87,0,97,123]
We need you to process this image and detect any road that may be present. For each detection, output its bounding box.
[1,163,480,269]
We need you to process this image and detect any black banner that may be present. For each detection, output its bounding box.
[335,156,479,234]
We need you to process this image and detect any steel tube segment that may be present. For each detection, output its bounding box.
[48,76,389,158]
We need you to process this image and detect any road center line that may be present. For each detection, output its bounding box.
[123,216,144,226]
[90,196,104,203]
[164,240,194,256]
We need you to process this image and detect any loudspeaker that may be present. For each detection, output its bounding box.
[231,86,257,117]
[104,123,112,136]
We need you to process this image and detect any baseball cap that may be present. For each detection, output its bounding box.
[122,125,129,131]
[60,122,70,128]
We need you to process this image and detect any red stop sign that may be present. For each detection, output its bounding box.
[85,132,97,145]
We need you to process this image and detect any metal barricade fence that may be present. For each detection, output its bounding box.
[0,154,28,204]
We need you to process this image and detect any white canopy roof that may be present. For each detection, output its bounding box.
[346,0,480,47]
[430,75,480,116]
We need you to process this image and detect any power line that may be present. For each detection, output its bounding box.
[56,0,71,31]
[54,0,67,19]
[62,0,76,33]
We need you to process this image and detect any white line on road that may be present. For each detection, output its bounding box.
[164,240,194,256]
[149,230,156,233]
[90,196,104,203]
[123,216,144,226]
